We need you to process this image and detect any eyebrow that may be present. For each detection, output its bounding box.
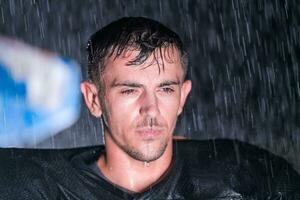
[111,79,181,88]
[158,80,181,87]
[111,80,143,88]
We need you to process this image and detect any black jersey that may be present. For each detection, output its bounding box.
[0,139,299,199]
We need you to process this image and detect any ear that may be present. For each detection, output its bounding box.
[80,81,102,117]
[177,80,192,115]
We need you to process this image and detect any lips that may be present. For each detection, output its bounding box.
[135,127,165,138]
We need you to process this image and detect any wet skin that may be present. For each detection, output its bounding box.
[81,48,191,192]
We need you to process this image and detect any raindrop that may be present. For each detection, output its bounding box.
[0,6,4,23]
[144,162,150,167]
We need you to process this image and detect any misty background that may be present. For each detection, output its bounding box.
[0,0,299,172]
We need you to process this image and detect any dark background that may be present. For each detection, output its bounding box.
[0,0,299,172]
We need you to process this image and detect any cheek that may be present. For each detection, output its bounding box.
[159,95,181,120]
[105,95,139,125]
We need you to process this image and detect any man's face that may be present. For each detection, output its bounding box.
[82,48,191,162]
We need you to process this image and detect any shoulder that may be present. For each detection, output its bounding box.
[0,145,101,166]
[0,145,104,175]
[174,139,300,199]
[174,139,294,168]
[0,146,103,198]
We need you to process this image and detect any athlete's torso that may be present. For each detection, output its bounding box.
[0,139,299,199]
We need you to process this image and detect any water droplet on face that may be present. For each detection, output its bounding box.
[144,162,150,167]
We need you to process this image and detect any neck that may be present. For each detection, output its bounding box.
[97,133,173,193]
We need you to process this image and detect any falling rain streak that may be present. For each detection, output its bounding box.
[0,0,299,173]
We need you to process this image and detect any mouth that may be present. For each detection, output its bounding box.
[135,127,165,139]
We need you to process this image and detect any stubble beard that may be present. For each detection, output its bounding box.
[99,91,170,163]
[102,113,170,163]
[120,116,170,162]
[121,137,169,162]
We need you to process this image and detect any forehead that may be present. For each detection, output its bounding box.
[102,48,184,82]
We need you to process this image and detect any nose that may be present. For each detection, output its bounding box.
[139,91,160,116]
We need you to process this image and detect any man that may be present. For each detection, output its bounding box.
[0,17,300,200]
[80,16,192,193]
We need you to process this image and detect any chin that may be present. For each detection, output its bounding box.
[124,138,169,162]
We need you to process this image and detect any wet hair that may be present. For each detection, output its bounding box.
[86,17,188,88]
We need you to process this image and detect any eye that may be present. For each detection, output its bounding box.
[161,87,175,94]
[121,89,137,95]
